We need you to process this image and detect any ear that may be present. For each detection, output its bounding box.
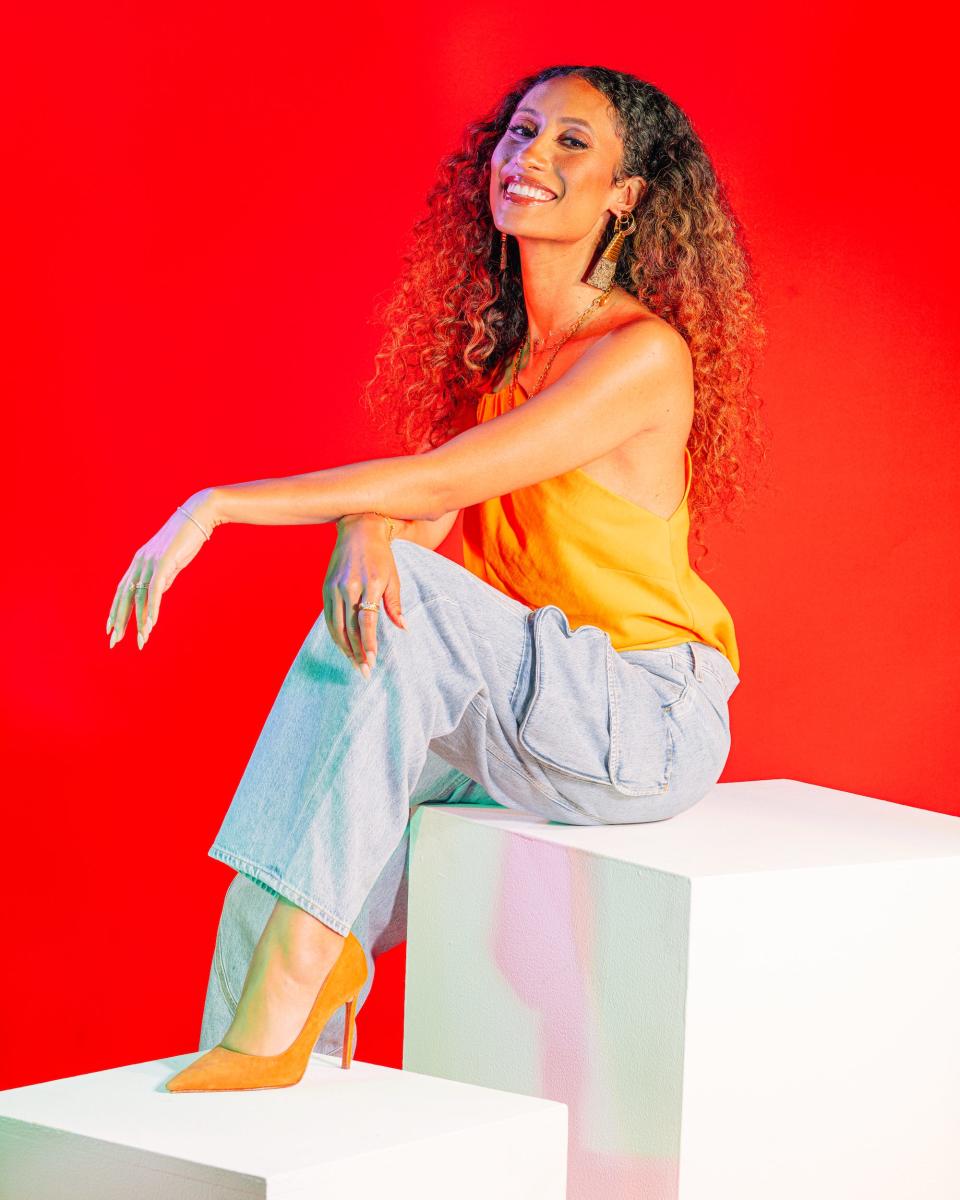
[612,172,646,217]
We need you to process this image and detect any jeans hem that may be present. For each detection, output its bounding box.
[207,844,354,937]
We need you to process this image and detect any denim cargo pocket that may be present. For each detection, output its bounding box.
[514,604,678,798]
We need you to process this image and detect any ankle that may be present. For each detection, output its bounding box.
[273,938,343,985]
[262,919,345,977]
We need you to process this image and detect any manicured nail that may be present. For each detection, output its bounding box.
[106,618,112,635]
[366,651,376,668]
[109,630,118,648]
[145,617,153,635]
[359,662,371,680]
[399,615,408,630]
[137,631,144,650]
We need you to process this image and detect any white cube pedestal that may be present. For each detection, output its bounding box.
[403,778,960,1200]
[0,1052,567,1198]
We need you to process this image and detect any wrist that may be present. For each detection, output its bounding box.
[184,488,224,535]
[336,511,401,540]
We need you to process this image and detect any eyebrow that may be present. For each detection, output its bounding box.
[515,106,595,134]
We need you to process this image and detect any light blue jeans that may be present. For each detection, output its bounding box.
[198,537,740,1055]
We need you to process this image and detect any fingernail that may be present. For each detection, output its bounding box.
[145,617,153,635]
[359,663,371,680]
[106,619,112,635]
[109,630,118,648]
[399,615,408,630]
[366,651,376,668]
[137,632,144,650]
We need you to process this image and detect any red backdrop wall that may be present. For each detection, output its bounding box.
[2,2,956,1090]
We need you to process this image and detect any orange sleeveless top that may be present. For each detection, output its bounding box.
[461,378,741,675]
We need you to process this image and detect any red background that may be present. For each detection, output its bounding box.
[1,2,957,1090]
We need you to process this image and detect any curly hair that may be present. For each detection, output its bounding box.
[357,64,768,570]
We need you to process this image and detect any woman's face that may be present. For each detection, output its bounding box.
[490,76,640,247]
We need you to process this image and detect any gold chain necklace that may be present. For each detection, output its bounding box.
[507,287,614,410]
[531,319,585,353]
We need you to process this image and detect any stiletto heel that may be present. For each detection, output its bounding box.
[341,995,358,1069]
[166,929,368,1093]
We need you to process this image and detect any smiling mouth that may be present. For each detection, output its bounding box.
[502,180,557,204]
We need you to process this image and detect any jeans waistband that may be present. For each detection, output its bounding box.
[620,640,740,702]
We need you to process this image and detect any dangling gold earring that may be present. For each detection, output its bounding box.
[499,230,508,272]
[584,210,637,290]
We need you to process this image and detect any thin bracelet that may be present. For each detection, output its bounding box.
[336,511,398,541]
[372,511,398,541]
[177,505,211,541]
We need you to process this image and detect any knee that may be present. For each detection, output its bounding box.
[390,537,431,575]
[388,537,447,607]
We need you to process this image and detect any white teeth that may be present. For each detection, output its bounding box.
[505,181,555,201]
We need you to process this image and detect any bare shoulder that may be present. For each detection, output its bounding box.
[494,288,691,399]
[579,297,693,438]
[602,297,692,379]
[555,286,692,400]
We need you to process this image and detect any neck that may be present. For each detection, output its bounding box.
[515,230,607,346]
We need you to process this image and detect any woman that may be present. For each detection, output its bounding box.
[106,65,764,1092]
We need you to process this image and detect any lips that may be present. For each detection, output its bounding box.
[501,174,558,204]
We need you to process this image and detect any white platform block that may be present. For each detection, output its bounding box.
[0,1052,567,1199]
[403,778,960,1200]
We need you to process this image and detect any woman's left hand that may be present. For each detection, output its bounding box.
[106,490,218,650]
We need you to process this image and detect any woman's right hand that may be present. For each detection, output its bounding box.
[325,514,408,677]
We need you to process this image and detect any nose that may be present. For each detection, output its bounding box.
[515,144,549,173]
[512,130,551,173]
[508,155,551,188]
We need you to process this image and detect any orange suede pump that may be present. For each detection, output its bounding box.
[165,928,368,1092]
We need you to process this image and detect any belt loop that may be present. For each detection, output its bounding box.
[690,640,739,700]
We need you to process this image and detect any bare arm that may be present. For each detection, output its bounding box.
[108,320,684,651]
[194,318,686,532]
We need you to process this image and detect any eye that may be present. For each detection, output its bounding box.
[507,123,588,149]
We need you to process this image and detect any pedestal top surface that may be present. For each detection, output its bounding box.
[433,779,960,876]
[0,1054,564,1175]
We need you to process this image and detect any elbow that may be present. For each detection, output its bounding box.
[426,489,453,523]
[422,453,456,521]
